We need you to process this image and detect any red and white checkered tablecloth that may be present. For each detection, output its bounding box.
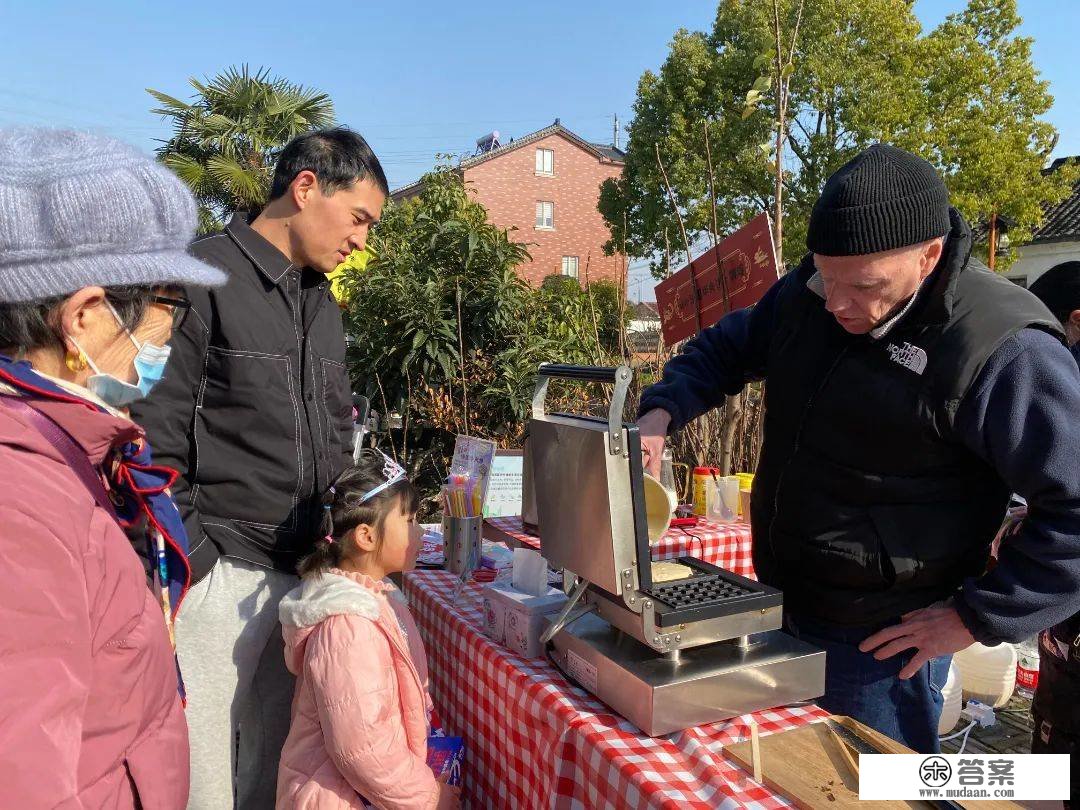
[404,569,826,810]
[484,515,757,580]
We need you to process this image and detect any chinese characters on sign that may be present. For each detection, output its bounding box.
[483,451,523,518]
[654,212,779,345]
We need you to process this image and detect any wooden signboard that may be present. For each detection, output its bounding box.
[654,212,779,345]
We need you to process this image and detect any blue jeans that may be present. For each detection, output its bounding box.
[786,614,951,753]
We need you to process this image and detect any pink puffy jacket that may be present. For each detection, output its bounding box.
[277,569,440,810]
[0,392,189,808]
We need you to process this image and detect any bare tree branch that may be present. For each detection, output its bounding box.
[786,129,812,166]
[703,120,720,249]
[455,281,470,435]
[655,142,693,258]
[771,0,786,263]
[619,210,628,359]
[375,373,397,460]
[583,253,603,364]
[787,0,807,72]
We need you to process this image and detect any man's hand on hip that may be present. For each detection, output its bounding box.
[637,408,672,477]
[858,602,976,680]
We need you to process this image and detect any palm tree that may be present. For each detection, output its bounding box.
[148,65,335,232]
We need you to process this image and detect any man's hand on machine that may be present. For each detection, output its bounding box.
[858,601,976,680]
[637,408,671,477]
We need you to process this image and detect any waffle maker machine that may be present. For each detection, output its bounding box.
[531,364,825,737]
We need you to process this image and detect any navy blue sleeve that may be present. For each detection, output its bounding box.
[638,272,788,431]
[952,328,1080,644]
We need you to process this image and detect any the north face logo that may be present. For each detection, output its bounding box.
[886,341,927,374]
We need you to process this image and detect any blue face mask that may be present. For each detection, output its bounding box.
[68,303,172,408]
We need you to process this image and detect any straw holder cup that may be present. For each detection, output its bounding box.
[442,515,482,575]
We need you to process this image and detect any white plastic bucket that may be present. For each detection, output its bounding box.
[954,642,1017,709]
[938,661,963,735]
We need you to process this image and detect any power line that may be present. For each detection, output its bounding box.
[354,113,617,129]
[0,88,631,151]
[0,88,167,130]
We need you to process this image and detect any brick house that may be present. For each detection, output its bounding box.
[392,120,627,288]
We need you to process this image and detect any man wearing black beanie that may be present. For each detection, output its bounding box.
[1030,260,1080,362]
[1024,260,1080,799]
[637,144,1080,753]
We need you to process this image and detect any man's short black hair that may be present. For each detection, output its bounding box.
[1029,261,1080,325]
[269,127,389,202]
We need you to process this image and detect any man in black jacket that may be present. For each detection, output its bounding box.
[1026,260,1080,800]
[638,145,1080,753]
[132,128,386,809]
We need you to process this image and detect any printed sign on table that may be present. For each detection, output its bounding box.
[655,212,779,345]
[483,451,523,518]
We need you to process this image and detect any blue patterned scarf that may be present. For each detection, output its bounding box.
[0,354,191,622]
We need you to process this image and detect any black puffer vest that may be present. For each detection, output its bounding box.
[750,210,1063,625]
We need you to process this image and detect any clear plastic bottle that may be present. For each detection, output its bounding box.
[659,448,677,496]
[1015,635,1040,700]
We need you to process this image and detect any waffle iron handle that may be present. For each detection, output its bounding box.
[531,364,633,457]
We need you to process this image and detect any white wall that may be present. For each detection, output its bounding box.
[1005,240,1080,287]
[628,318,660,334]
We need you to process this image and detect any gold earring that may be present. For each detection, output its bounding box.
[65,349,87,372]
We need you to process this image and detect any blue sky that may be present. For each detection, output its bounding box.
[0,1,1075,300]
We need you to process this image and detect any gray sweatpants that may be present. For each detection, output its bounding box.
[176,557,298,810]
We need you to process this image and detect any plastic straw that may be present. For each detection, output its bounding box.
[444,473,487,519]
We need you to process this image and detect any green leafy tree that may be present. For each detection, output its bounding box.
[148,65,335,232]
[341,162,533,431]
[340,165,629,500]
[602,0,1074,274]
[327,248,372,305]
[917,0,1077,258]
[538,276,626,355]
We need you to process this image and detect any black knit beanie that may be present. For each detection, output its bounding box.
[1028,261,1080,324]
[806,144,951,256]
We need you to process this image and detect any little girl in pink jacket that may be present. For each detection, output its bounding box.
[276,451,460,810]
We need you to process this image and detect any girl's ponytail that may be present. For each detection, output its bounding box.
[298,450,419,578]
[297,498,347,578]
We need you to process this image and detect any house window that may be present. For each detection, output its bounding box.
[535,201,554,229]
[535,148,554,175]
[561,256,579,279]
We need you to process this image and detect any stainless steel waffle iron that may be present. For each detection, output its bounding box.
[531,364,826,736]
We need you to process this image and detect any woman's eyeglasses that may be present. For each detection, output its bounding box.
[151,294,191,330]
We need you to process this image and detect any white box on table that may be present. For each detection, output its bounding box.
[481,581,567,658]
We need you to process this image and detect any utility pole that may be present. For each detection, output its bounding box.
[988,210,998,272]
[613,113,620,150]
